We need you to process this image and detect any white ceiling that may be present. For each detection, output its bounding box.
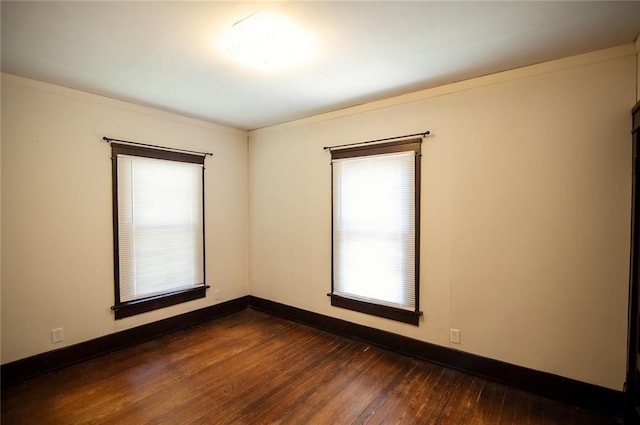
[2,1,640,130]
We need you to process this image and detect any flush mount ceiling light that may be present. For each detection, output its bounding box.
[220,11,315,71]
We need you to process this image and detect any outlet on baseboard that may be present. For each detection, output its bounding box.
[51,327,64,343]
[214,289,221,301]
[449,328,460,344]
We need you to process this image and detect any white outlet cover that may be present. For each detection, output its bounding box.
[449,329,460,344]
[51,328,64,343]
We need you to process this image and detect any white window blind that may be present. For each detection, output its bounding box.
[332,151,416,311]
[117,154,204,302]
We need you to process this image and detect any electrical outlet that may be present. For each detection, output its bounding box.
[51,327,64,343]
[214,289,221,301]
[449,328,460,344]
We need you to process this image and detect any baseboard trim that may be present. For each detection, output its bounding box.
[247,296,624,418]
[0,296,250,388]
[1,294,625,418]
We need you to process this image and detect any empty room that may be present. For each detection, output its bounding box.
[2,1,640,424]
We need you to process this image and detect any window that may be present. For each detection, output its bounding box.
[329,139,421,325]
[111,144,207,319]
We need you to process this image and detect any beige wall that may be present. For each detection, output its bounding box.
[248,45,636,390]
[1,74,249,364]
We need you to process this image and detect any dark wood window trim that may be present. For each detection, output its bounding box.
[111,143,207,320]
[328,293,421,326]
[112,286,209,320]
[330,138,422,326]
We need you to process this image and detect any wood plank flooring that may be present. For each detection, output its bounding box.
[1,309,621,424]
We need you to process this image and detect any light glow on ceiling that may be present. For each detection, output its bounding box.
[220,11,315,71]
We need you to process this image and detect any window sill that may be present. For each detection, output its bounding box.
[112,286,209,320]
[328,293,421,326]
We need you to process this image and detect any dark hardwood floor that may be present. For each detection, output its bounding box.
[1,309,621,424]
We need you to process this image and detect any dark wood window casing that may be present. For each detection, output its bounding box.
[111,143,207,320]
[329,139,422,326]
